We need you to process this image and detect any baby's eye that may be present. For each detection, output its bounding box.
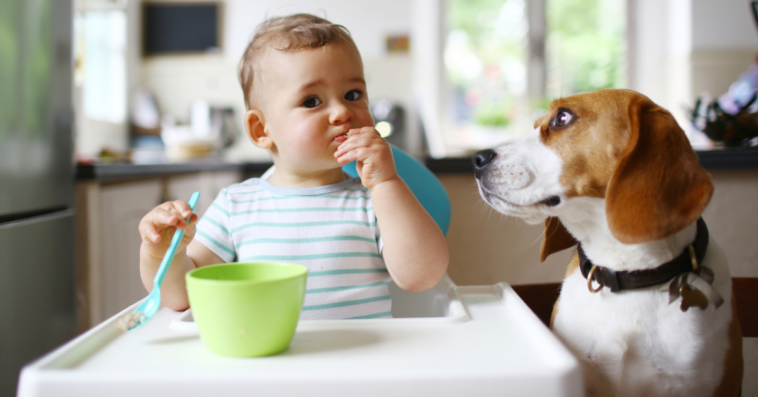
[302,96,322,108]
[345,90,362,101]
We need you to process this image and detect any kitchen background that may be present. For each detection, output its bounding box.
[2,0,757,396]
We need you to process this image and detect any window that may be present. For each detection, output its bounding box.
[544,0,626,98]
[418,0,627,156]
[75,10,127,123]
[445,0,529,149]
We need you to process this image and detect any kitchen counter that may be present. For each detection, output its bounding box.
[75,147,758,182]
[426,147,758,174]
[75,159,272,182]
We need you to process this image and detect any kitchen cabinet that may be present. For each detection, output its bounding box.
[165,171,241,218]
[75,170,242,330]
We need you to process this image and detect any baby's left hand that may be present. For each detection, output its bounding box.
[335,127,398,190]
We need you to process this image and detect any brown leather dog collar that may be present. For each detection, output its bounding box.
[578,218,709,292]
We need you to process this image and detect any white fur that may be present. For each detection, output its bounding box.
[555,238,732,397]
[560,197,698,272]
[476,130,734,397]
[476,127,563,224]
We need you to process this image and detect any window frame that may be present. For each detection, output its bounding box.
[411,0,634,158]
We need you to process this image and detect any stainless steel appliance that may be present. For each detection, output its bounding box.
[0,1,77,396]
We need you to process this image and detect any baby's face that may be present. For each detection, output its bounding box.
[258,43,374,174]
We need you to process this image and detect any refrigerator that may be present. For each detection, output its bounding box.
[0,0,77,396]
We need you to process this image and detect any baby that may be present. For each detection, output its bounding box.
[138,14,449,319]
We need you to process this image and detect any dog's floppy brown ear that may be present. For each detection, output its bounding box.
[606,95,713,244]
[540,217,577,261]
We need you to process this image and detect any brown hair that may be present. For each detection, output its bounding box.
[238,13,356,110]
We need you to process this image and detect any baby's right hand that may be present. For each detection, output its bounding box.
[138,200,198,261]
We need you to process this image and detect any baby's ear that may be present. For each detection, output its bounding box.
[245,109,273,149]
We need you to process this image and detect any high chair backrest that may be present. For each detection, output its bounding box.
[341,145,451,236]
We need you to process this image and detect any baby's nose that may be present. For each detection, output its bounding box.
[329,102,353,124]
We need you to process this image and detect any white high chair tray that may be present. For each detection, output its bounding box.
[18,282,582,397]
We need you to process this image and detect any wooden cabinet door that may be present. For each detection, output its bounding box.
[98,180,163,324]
[211,170,242,198]
[165,171,242,220]
[165,174,206,217]
[82,171,242,328]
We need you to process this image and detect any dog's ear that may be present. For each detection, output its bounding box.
[606,95,713,244]
[541,217,577,261]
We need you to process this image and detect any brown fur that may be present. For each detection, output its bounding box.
[540,217,577,262]
[606,93,714,244]
[538,89,714,251]
[549,252,580,330]
[534,90,633,201]
[712,300,744,397]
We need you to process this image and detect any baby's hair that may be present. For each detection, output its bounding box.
[238,13,356,110]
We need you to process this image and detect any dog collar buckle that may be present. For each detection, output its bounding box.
[688,245,699,271]
[587,265,602,293]
[586,264,622,293]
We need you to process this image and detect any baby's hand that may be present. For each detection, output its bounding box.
[138,200,198,261]
[335,127,398,190]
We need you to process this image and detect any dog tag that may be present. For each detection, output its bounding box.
[688,271,724,309]
[679,283,708,312]
[666,274,683,304]
[698,266,715,284]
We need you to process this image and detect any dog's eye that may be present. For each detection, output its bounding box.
[551,109,574,128]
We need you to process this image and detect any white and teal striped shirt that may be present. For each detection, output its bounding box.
[194,175,391,320]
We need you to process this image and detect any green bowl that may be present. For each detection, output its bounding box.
[186,262,308,357]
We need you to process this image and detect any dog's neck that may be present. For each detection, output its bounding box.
[558,197,698,272]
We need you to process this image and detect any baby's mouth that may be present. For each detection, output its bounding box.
[333,132,350,143]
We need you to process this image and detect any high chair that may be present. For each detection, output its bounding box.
[19,146,587,396]
[342,144,451,236]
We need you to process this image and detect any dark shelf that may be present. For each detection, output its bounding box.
[76,159,273,182]
[695,148,758,171]
[76,148,758,183]
[425,148,758,174]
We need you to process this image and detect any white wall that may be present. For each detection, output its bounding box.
[692,0,758,50]
[631,0,758,146]
[84,0,758,158]
[223,1,411,61]
[139,0,417,161]
[74,0,140,159]
[689,0,758,136]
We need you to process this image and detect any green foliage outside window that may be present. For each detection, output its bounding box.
[446,0,626,132]
[547,0,626,96]
[475,100,511,127]
[446,0,526,129]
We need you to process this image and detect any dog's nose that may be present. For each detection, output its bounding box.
[472,149,497,177]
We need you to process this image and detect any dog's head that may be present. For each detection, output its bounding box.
[473,89,713,260]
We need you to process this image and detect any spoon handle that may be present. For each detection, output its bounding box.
[153,192,200,289]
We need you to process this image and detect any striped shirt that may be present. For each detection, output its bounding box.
[194,175,391,320]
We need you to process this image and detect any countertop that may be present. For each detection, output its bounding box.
[76,148,758,182]
[425,147,758,174]
[75,158,272,182]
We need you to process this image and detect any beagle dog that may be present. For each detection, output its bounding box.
[472,89,743,397]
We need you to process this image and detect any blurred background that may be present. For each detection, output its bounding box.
[67,0,758,161]
[2,1,758,396]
